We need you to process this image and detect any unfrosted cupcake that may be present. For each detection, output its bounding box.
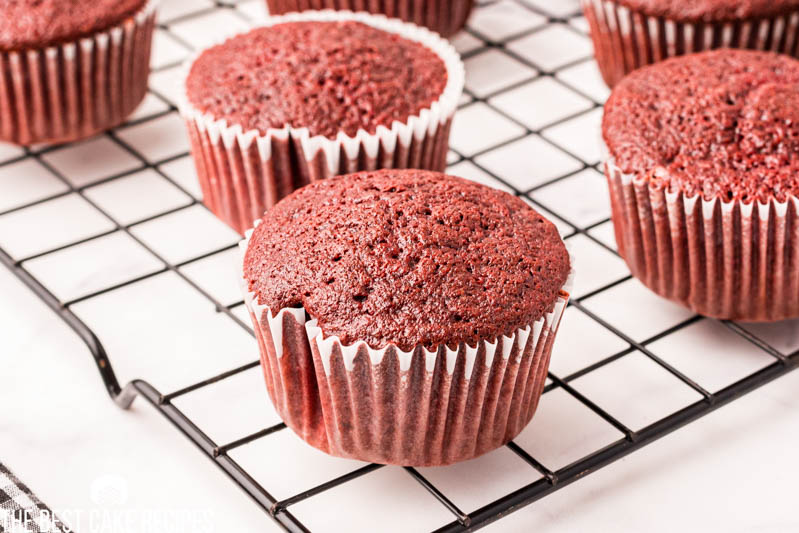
[240,169,572,466]
[0,0,157,144]
[181,11,463,234]
[583,0,799,86]
[264,0,474,37]
[603,49,799,321]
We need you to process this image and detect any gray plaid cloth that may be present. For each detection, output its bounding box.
[0,464,69,532]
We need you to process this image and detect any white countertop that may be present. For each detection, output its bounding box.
[2,0,799,531]
[3,263,799,532]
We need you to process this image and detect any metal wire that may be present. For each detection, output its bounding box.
[1,1,798,531]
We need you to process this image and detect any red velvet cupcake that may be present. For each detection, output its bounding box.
[240,169,572,466]
[603,49,799,321]
[181,11,463,234]
[264,0,474,37]
[583,0,799,86]
[0,0,157,145]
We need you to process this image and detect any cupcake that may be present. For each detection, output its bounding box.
[181,11,463,234]
[240,169,572,466]
[264,1,474,37]
[603,49,799,321]
[0,0,157,145]
[583,0,799,86]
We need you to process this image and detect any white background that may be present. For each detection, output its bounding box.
[2,0,799,531]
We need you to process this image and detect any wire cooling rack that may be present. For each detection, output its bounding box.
[2,0,799,531]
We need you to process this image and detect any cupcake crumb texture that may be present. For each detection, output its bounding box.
[0,0,148,50]
[244,170,570,352]
[603,49,799,202]
[186,21,448,139]
[613,0,799,21]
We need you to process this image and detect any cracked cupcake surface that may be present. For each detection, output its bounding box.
[185,21,448,139]
[0,0,147,50]
[244,169,570,352]
[612,0,799,21]
[603,49,799,203]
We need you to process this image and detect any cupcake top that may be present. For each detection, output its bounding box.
[603,49,799,202]
[614,0,799,21]
[244,170,570,351]
[186,21,448,140]
[0,0,148,50]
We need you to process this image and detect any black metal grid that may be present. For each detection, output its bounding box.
[1,0,798,531]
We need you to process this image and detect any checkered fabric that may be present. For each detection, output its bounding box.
[0,464,69,533]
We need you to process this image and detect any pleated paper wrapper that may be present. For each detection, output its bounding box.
[238,224,572,466]
[606,158,799,321]
[582,0,799,86]
[0,0,157,145]
[180,10,465,234]
[264,0,474,37]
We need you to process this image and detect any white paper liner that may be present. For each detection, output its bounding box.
[238,220,573,465]
[582,0,799,86]
[179,10,465,234]
[605,157,799,321]
[0,0,158,145]
[264,0,475,38]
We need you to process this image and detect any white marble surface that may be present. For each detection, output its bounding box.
[0,267,278,533]
[3,264,799,532]
[2,0,799,531]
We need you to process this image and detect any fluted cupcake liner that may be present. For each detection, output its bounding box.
[264,0,475,37]
[239,224,572,466]
[583,0,799,86]
[180,10,464,235]
[606,158,799,321]
[0,0,157,145]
